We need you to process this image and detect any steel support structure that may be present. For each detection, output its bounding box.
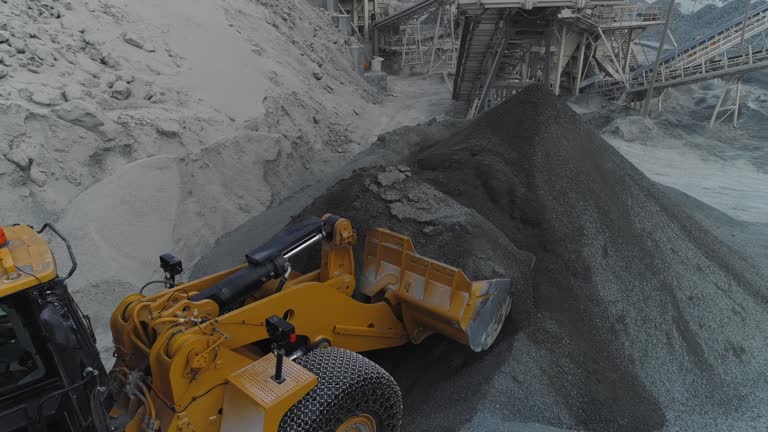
[429,4,458,73]
[710,77,743,127]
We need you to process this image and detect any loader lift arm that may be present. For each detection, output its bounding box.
[109,214,515,432]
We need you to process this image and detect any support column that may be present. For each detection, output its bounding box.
[710,81,729,127]
[555,23,567,96]
[364,0,370,40]
[353,0,359,29]
[373,29,379,56]
[738,0,752,48]
[597,27,625,84]
[429,6,444,73]
[733,78,742,126]
[544,39,551,91]
[575,32,587,95]
[478,33,506,112]
[623,30,634,73]
[644,0,676,116]
[657,88,666,112]
[522,48,530,82]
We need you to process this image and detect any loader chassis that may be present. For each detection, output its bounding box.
[1,215,514,432]
[110,215,513,431]
[0,225,107,432]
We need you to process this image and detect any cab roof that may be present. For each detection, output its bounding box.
[0,225,57,298]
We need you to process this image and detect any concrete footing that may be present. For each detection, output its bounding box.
[349,45,366,76]
[364,72,387,92]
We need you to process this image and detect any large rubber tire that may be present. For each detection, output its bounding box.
[278,347,402,432]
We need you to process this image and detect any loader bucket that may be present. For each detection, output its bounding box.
[359,228,514,352]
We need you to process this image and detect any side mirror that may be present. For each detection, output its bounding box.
[40,304,78,350]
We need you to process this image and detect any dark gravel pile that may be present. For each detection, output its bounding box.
[295,85,768,431]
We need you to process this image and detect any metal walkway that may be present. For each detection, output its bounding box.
[589,2,768,101]
[451,8,506,116]
[373,0,448,30]
[593,46,768,97]
[639,1,768,71]
[560,5,664,29]
[457,0,623,9]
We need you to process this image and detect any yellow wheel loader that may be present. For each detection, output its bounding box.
[0,215,515,432]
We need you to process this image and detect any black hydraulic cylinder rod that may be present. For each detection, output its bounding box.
[190,215,341,308]
[273,351,285,384]
[190,257,285,307]
[246,217,325,265]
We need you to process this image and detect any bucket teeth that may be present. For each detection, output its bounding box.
[466,279,513,352]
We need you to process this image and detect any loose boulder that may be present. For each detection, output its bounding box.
[30,165,47,187]
[606,116,658,142]
[52,100,104,130]
[0,45,16,57]
[110,80,131,100]
[8,37,25,53]
[121,32,144,49]
[5,148,30,170]
[155,120,181,137]
[63,85,85,101]
[30,87,65,106]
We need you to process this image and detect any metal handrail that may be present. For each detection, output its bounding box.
[593,47,768,95]
[588,5,664,26]
[635,2,768,73]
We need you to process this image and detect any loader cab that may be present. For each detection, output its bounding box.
[0,293,51,395]
[0,225,108,432]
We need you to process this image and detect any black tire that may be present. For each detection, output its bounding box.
[278,347,402,432]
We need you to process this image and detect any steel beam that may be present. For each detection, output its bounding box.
[555,23,567,95]
[575,32,587,94]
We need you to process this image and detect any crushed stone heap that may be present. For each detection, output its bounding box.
[297,85,768,431]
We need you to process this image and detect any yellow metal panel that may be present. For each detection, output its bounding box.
[224,355,317,432]
[229,355,316,410]
[334,324,406,338]
[0,225,57,297]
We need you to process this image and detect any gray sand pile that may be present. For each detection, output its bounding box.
[290,85,768,431]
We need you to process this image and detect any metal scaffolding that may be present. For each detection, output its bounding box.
[710,77,744,127]
[373,0,459,71]
[429,4,458,73]
[451,0,768,121]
